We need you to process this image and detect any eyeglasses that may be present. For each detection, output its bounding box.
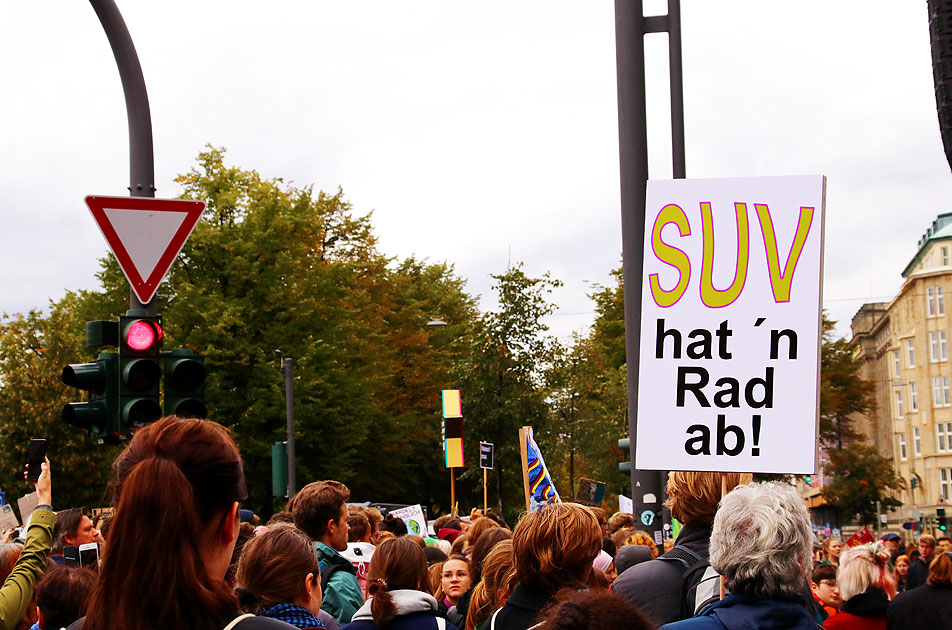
[819,579,837,588]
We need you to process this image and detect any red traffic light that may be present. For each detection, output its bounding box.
[125,320,162,351]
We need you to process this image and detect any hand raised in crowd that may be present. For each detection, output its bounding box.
[23,457,51,506]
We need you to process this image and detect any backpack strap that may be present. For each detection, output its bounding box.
[223,613,254,630]
[320,562,344,588]
[488,607,502,630]
[436,617,446,630]
[657,544,715,619]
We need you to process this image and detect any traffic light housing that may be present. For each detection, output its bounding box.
[62,353,118,442]
[939,507,948,532]
[618,437,631,474]
[164,349,207,418]
[118,313,163,431]
[804,475,813,484]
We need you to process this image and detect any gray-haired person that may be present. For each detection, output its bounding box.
[660,482,818,630]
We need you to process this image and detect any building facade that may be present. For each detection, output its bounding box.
[851,213,952,534]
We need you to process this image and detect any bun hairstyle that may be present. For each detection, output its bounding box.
[84,416,248,630]
[367,537,429,628]
[236,525,319,611]
[838,543,897,601]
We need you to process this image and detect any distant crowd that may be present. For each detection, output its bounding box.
[0,416,949,630]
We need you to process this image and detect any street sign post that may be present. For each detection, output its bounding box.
[85,196,205,304]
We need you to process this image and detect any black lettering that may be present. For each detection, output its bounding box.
[684,424,711,455]
[745,367,774,408]
[686,329,713,359]
[770,328,797,360]
[656,319,682,359]
[677,366,710,407]
[716,320,733,359]
[716,414,745,456]
[713,377,740,408]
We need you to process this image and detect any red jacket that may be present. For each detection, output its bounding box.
[823,588,888,630]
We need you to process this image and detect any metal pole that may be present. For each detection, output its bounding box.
[668,0,686,179]
[88,0,156,315]
[284,357,296,497]
[614,0,664,550]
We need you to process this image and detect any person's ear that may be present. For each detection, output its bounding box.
[221,502,240,544]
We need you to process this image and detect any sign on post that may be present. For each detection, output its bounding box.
[479,442,494,469]
[636,176,825,474]
[85,196,206,304]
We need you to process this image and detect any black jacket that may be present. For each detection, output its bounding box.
[611,521,712,626]
[490,583,553,630]
[887,583,952,629]
[905,556,933,590]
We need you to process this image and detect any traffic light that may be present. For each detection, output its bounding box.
[618,437,631,474]
[163,349,207,418]
[939,507,947,532]
[804,475,813,484]
[62,353,118,441]
[118,312,163,431]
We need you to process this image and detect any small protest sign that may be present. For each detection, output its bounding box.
[575,478,606,506]
[0,505,18,531]
[845,527,875,548]
[619,494,633,516]
[17,492,38,528]
[636,176,825,474]
[479,442,495,470]
[388,504,428,537]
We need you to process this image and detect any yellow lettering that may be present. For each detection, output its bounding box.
[699,202,749,308]
[649,204,691,308]
[756,204,814,303]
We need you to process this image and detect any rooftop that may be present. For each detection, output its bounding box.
[902,212,952,277]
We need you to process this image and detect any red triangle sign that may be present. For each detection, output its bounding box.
[85,196,206,304]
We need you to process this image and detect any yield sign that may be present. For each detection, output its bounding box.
[85,196,206,304]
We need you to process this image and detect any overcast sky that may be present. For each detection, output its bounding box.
[2,1,950,343]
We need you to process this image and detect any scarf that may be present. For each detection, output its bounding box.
[259,603,325,629]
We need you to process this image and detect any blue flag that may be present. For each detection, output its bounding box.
[522,426,560,511]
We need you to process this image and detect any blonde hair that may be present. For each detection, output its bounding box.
[512,503,602,596]
[838,543,895,600]
[623,530,659,559]
[666,471,753,524]
[465,540,515,630]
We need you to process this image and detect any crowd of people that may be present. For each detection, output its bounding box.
[0,416,950,630]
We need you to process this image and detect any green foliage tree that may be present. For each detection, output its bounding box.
[457,264,560,520]
[822,444,904,525]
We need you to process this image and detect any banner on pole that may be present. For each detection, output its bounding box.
[636,176,825,474]
[441,390,464,468]
[479,442,495,469]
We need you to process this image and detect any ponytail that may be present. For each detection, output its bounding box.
[368,578,396,628]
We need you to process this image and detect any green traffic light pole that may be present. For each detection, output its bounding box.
[89,0,157,316]
[274,350,297,498]
[615,0,685,549]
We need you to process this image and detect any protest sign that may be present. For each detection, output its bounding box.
[0,505,18,531]
[636,176,825,474]
[17,492,38,528]
[388,504,428,536]
[619,494,633,516]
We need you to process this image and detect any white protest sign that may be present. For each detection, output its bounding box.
[388,504,428,536]
[619,494,633,516]
[0,505,18,532]
[636,176,824,474]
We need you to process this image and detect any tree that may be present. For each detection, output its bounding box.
[456,264,560,520]
[822,444,904,525]
[820,315,875,446]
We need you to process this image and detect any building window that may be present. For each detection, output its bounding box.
[893,350,902,376]
[942,469,952,501]
[907,338,916,368]
[939,422,952,451]
[914,426,922,456]
[930,331,948,361]
[934,376,951,407]
[945,247,950,266]
[929,287,936,317]
[899,433,908,460]
[897,391,904,418]
[941,287,947,315]
[911,382,919,411]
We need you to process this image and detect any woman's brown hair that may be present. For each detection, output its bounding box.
[465,540,515,630]
[512,503,602,596]
[367,537,430,628]
[84,416,247,630]
[469,527,512,585]
[236,525,318,610]
[928,551,952,585]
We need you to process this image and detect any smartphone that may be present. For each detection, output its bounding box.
[63,545,80,568]
[26,439,46,483]
[79,542,100,567]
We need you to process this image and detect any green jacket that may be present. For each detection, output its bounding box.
[0,508,54,630]
[315,541,364,624]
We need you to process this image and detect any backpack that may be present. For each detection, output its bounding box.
[320,562,345,588]
[656,544,722,619]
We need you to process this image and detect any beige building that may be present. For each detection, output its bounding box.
[851,213,952,532]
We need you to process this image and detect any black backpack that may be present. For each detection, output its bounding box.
[656,544,721,619]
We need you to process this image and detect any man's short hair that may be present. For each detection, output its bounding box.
[291,481,350,541]
[710,482,813,598]
[35,567,97,630]
[937,536,951,545]
[52,508,87,553]
[812,563,837,584]
[347,508,370,542]
[666,472,753,525]
[512,503,602,596]
[919,534,937,548]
